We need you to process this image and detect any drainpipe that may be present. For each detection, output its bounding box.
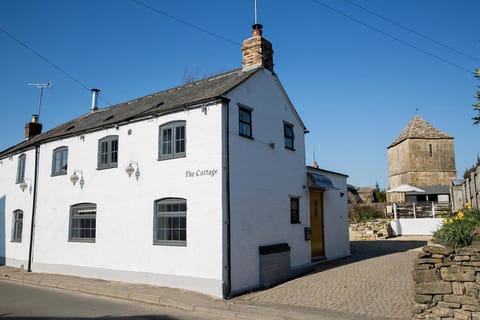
[222,99,232,299]
[27,143,40,272]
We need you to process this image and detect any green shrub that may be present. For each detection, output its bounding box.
[433,206,480,248]
[349,205,384,223]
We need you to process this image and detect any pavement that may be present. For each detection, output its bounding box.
[0,235,431,320]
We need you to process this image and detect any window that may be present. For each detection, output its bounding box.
[11,210,23,242]
[16,154,26,183]
[97,135,118,169]
[158,121,186,160]
[429,144,433,157]
[69,203,96,242]
[154,198,186,246]
[52,146,68,176]
[284,123,295,150]
[239,106,252,138]
[290,197,300,224]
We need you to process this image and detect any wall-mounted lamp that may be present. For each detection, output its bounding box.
[126,161,140,181]
[70,170,85,189]
[19,178,32,193]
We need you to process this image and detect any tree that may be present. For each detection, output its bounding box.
[474,69,480,125]
[374,182,386,202]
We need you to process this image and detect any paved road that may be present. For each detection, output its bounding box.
[0,280,233,320]
[239,237,430,320]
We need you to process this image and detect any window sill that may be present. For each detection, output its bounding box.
[285,147,296,151]
[153,241,186,247]
[290,221,301,225]
[10,240,22,243]
[157,154,186,161]
[69,239,96,243]
[97,165,118,170]
[239,134,254,140]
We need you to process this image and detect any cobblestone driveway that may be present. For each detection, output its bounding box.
[239,236,431,319]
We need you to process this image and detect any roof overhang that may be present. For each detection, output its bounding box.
[307,172,339,190]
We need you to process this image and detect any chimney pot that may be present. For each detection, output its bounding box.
[252,24,263,37]
[91,88,100,111]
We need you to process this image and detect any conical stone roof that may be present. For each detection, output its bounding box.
[388,115,452,148]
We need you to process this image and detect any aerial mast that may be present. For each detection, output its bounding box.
[27,80,53,120]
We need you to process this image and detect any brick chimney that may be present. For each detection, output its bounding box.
[24,114,42,140]
[241,24,274,72]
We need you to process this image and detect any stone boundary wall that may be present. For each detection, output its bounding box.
[349,219,392,240]
[414,243,480,319]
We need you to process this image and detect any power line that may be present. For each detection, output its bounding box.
[343,0,479,63]
[0,25,112,106]
[310,0,473,75]
[131,0,240,46]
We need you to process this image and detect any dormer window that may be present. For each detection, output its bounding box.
[52,146,68,176]
[16,154,26,183]
[97,135,118,169]
[158,121,186,160]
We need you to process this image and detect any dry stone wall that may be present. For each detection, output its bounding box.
[349,219,392,240]
[414,243,480,319]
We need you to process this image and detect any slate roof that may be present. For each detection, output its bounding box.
[0,67,259,158]
[388,115,452,149]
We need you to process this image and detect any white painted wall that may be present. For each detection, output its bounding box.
[0,148,36,268]
[314,170,350,260]
[390,218,443,236]
[226,69,311,292]
[2,104,226,297]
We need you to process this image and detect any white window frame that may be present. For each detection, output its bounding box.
[158,121,186,160]
[154,198,187,246]
[16,154,26,183]
[11,209,23,242]
[239,105,253,138]
[69,203,96,242]
[97,135,118,169]
[284,122,295,150]
[52,146,68,176]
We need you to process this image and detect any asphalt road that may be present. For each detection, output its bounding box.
[0,280,233,320]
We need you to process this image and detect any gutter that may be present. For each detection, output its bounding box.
[27,143,40,272]
[223,99,232,299]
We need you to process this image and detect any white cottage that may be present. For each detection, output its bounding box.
[0,24,350,297]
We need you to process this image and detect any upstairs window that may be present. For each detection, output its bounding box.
[69,203,96,242]
[97,135,118,169]
[290,197,300,224]
[239,106,253,138]
[159,121,186,160]
[16,154,26,183]
[52,146,68,176]
[11,210,23,242]
[284,123,295,150]
[154,198,187,246]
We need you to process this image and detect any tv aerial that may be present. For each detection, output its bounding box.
[28,80,53,120]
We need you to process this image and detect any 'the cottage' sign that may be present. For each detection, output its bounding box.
[185,169,218,178]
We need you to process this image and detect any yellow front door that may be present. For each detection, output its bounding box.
[310,190,325,258]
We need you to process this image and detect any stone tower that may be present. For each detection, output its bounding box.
[387,115,456,202]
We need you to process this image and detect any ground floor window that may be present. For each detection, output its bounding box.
[154,198,186,246]
[290,197,300,224]
[11,210,23,242]
[69,203,96,242]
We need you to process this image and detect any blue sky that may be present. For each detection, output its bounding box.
[1,0,478,189]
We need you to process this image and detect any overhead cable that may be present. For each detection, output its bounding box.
[310,0,473,75]
[0,26,112,106]
[131,0,240,46]
[343,0,479,62]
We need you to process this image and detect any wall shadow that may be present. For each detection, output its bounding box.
[0,315,180,320]
[313,238,428,272]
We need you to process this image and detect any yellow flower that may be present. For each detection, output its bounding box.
[443,219,450,224]
[465,203,472,210]
[457,212,464,220]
